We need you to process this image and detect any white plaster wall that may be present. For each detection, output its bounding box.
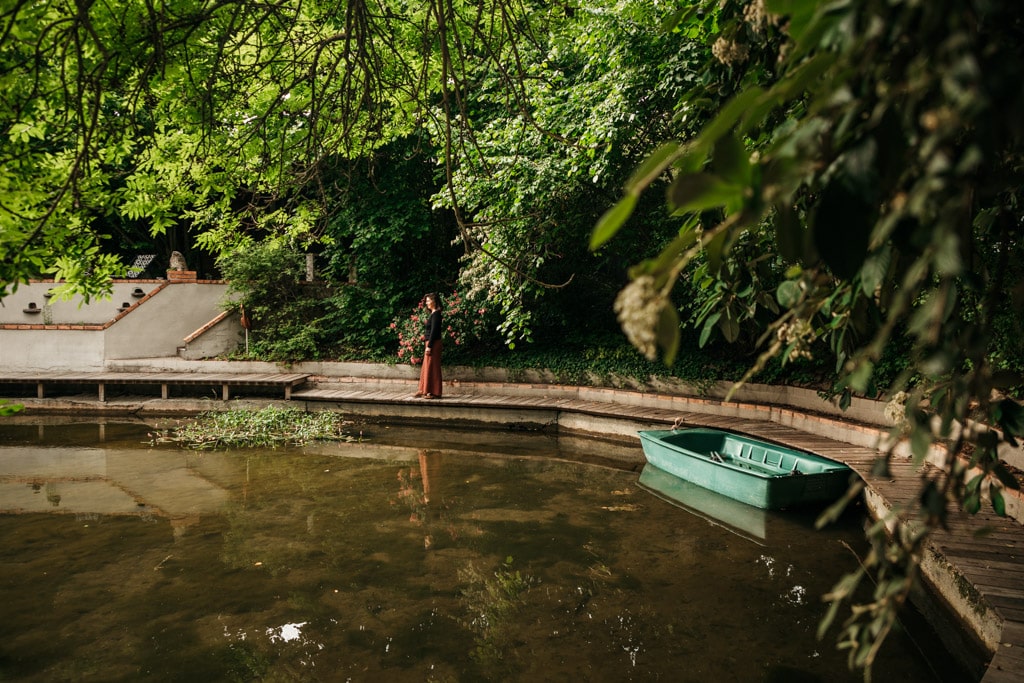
[105,283,231,359]
[0,281,163,325]
[180,315,245,360]
[0,329,106,371]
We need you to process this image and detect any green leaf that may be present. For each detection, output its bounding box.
[626,142,682,195]
[920,480,945,517]
[991,487,1006,516]
[703,228,730,275]
[718,312,740,343]
[963,491,981,514]
[838,387,852,411]
[773,203,805,263]
[818,598,842,640]
[769,0,841,61]
[812,140,879,279]
[0,400,24,416]
[590,195,637,250]
[910,427,931,463]
[860,247,891,297]
[711,134,750,185]
[666,173,740,215]
[660,8,689,33]
[774,51,840,101]
[644,223,702,278]
[699,311,721,348]
[993,463,1021,491]
[870,456,890,477]
[846,360,873,394]
[777,280,802,308]
[701,87,766,147]
[995,399,1024,441]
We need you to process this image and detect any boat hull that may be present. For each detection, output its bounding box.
[637,428,853,510]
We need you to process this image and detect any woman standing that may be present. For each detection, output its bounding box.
[415,293,443,398]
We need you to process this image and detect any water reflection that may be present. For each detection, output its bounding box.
[638,463,772,544]
[395,449,440,548]
[0,420,954,682]
[0,444,230,538]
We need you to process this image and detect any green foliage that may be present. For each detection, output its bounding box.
[603,0,1024,674]
[153,407,352,450]
[391,291,494,365]
[0,400,24,417]
[457,557,537,671]
[318,137,463,358]
[217,242,333,361]
[458,331,750,393]
[0,0,566,301]
[432,0,700,346]
[683,229,783,348]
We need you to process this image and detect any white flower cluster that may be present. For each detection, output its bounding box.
[884,391,909,428]
[744,0,781,30]
[775,317,815,362]
[614,276,667,361]
[743,0,766,27]
[712,37,750,67]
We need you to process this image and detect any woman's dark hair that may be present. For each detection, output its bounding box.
[424,292,443,310]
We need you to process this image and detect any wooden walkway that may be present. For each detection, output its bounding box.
[293,384,1024,681]
[0,371,310,401]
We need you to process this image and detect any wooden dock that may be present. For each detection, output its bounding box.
[0,371,310,401]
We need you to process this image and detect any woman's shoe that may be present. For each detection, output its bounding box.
[425,394,441,399]
[413,392,424,398]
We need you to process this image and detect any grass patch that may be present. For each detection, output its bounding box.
[154,406,354,449]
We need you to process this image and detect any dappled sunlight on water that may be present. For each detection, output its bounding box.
[0,420,951,682]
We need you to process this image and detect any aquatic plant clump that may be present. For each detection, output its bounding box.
[154,407,353,449]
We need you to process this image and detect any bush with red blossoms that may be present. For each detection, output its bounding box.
[392,292,490,364]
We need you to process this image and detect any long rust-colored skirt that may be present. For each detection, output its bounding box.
[417,341,443,397]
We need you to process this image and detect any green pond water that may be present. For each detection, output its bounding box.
[0,418,960,682]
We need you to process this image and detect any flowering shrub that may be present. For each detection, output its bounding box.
[391,292,490,364]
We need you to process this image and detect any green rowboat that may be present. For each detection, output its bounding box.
[637,428,853,510]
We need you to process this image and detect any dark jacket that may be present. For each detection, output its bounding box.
[425,310,442,348]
